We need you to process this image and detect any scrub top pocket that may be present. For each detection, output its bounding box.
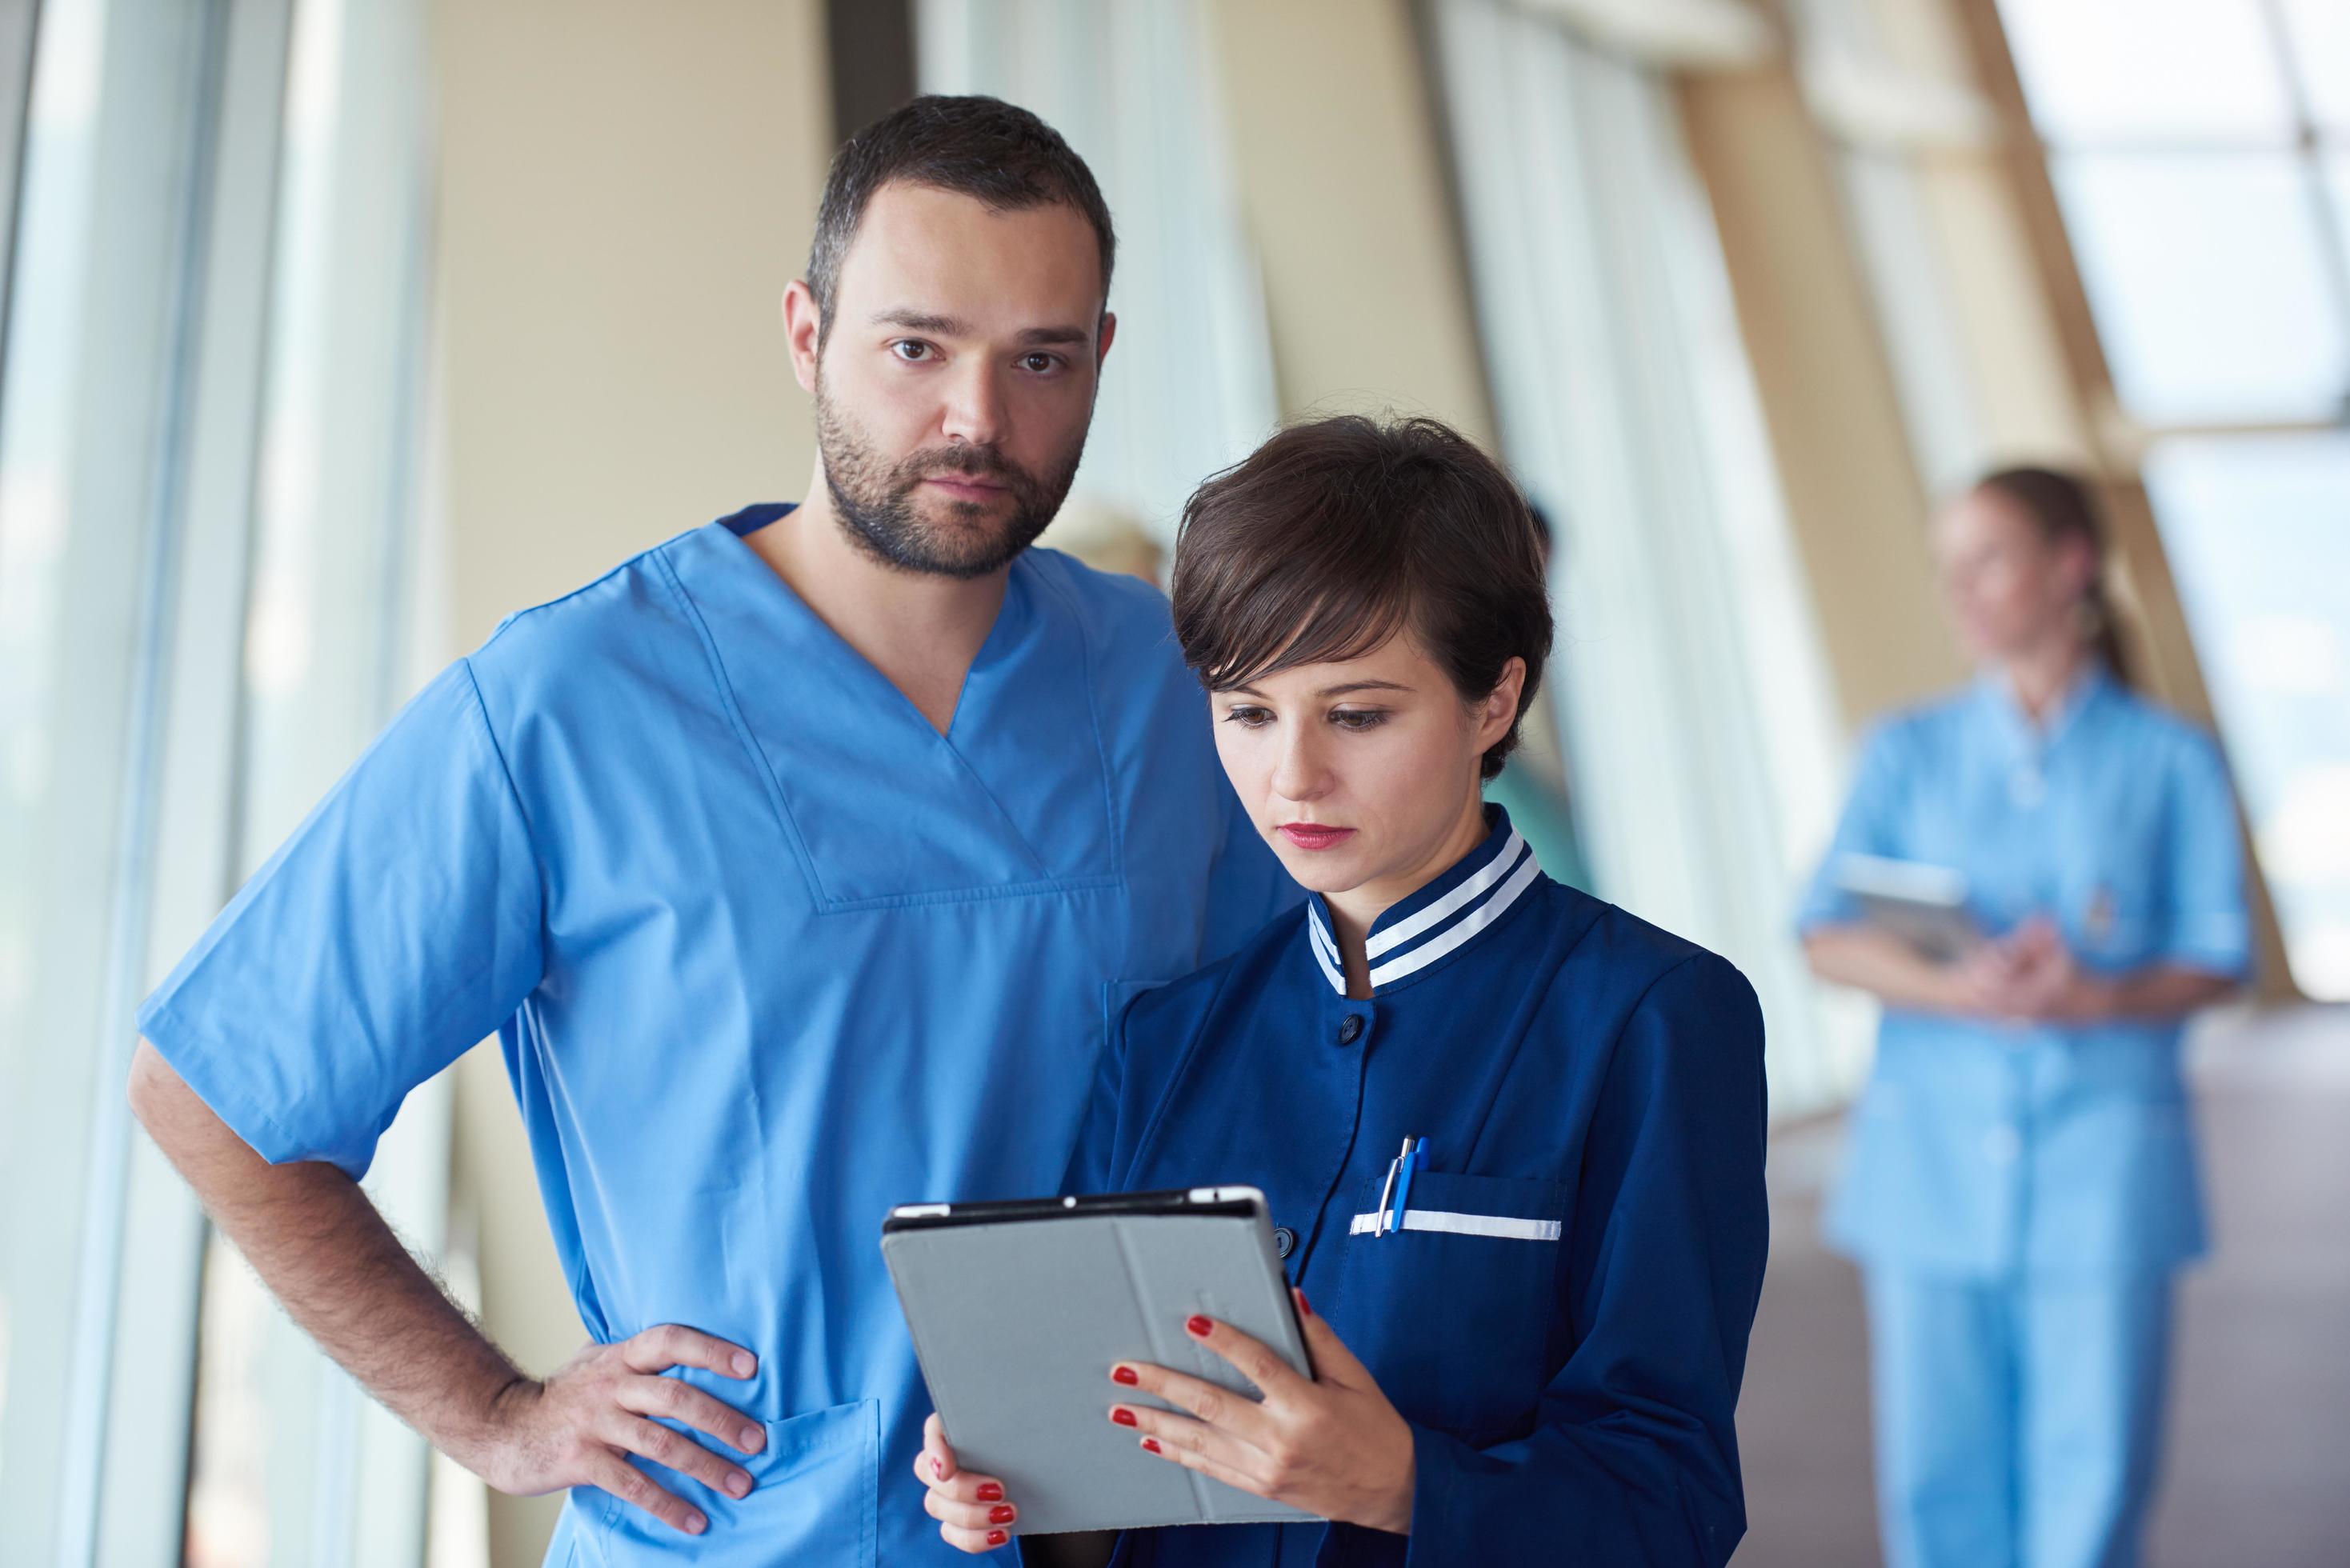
[1329,1171,1569,1444]
[587,1396,879,1567]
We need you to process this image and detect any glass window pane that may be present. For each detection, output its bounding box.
[2053,152,2350,423]
[1997,0,2294,142]
[2279,0,2350,134]
[2144,433,2350,1000]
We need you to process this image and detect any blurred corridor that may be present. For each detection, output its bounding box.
[1742,1004,2350,1566]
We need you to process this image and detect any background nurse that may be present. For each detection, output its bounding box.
[1798,466,2252,1568]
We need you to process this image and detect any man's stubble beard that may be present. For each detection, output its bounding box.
[812,374,1089,582]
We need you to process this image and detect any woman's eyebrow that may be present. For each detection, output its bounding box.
[1317,679,1411,697]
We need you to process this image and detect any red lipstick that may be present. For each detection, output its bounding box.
[1279,823,1356,852]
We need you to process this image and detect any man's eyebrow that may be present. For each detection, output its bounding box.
[871,309,968,334]
[869,310,1094,349]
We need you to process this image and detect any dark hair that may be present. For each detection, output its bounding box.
[807,95,1115,334]
[1171,415,1554,782]
[1974,465,2133,686]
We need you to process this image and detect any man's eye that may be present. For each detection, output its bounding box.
[891,340,932,362]
[1019,352,1061,374]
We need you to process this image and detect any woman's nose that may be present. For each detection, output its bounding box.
[1268,731,1333,802]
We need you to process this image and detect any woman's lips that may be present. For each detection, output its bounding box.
[1278,823,1356,851]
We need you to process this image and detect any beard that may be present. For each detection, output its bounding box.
[813,380,1086,581]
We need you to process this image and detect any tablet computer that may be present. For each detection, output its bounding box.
[1832,853,1980,962]
[881,1186,1319,1537]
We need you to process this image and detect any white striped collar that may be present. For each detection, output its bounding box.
[1303,806,1544,996]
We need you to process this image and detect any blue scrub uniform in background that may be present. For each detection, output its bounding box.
[139,505,1296,1567]
[1071,807,1771,1566]
[1798,667,2251,1568]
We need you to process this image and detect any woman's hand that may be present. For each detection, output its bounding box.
[1111,1291,1415,1534]
[915,1412,1019,1553]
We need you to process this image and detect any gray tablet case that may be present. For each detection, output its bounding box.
[881,1186,1321,1536]
[1834,852,1981,961]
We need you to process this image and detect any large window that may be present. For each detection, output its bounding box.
[1430,0,1862,1114]
[0,1,443,1562]
[1996,0,2350,997]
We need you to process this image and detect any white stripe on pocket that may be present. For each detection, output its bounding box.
[1348,1209,1562,1241]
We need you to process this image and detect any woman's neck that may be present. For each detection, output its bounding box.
[1324,792,1490,999]
[2000,634,2092,726]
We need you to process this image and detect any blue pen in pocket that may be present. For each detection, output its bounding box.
[1381,1137,1427,1236]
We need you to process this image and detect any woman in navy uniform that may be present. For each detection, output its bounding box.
[1799,469,2250,1568]
[919,416,1770,1564]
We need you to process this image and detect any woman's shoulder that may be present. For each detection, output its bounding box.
[2097,679,2224,758]
[1120,904,1317,1041]
[1543,886,1764,1042]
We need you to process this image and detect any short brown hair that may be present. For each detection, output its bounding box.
[1171,415,1553,782]
[808,95,1115,334]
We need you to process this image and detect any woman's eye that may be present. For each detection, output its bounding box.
[1223,706,1273,728]
[891,340,932,362]
[1331,709,1387,731]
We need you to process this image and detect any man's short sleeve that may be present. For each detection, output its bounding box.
[1796,720,1911,935]
[137,659,545,1179]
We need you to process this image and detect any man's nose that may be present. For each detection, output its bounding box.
[939,362,1007,449]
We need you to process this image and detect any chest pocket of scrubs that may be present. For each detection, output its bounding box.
[1328,1171,1570,1446]
[590,1396,879,1567]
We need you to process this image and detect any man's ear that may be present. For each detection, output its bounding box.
[783,279,823,394]
[1096,310,1118,371]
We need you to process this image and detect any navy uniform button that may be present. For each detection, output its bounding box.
[1337,1014,1363,1046]
[1273,1226,1296,1258]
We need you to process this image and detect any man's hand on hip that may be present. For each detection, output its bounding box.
[468,1324,767,1537]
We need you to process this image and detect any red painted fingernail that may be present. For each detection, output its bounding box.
[1186,1314,1214,1338]
[1112,1406,1138,1426]
[1112,1365,1139,1386]
[976,1482,1003,1502]
[1142,1437,1162,1454]
[931,1456,945,1479]
[989,1505,1015,1524]
[1298,1291,1314,1318]
[987,1529,1008,1546]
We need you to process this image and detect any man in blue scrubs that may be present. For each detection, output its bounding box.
[128,97,1291,1565]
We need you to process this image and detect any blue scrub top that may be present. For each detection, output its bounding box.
[138,505,1297,1567]
[1797,666,2251,1279]
[1071,807,1771,1568]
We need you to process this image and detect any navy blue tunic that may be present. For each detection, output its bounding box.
[1067,809,1771,1566]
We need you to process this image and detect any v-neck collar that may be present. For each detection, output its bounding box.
[707,502,1031,745]
[659,504,1119,906]
[1303,805,1543,996]
[1974,660,2112,762]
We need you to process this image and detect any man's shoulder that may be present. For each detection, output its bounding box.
[459,519,738,729]
[1021,546,1191,682]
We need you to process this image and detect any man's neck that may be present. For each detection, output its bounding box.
[744,464,1011,735]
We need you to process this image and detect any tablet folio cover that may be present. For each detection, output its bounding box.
[882,1206,1320,1535]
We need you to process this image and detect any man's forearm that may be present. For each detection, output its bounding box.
[128,1041,526,1475]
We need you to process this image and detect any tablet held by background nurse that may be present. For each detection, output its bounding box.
[126,96,1295,1566]
[918,416,1772,1566]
